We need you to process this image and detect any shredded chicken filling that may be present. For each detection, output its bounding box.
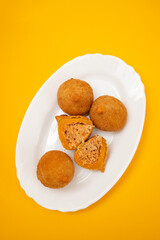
[77,136,103,164]
[64,122,92,148]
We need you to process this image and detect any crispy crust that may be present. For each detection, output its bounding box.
[89,95,127,131]
[57,78,93,115]
[37,150,74,188]
[56,115,93,150]
[74,135,108,172]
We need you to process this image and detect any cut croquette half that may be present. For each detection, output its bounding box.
[56,115,93,150]
[74,135,108,172]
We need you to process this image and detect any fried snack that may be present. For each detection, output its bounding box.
[57,78,93,115]
[90,95,127,131]
[56,115,93,150]
[37,150,74,188]
[74,135,108,172]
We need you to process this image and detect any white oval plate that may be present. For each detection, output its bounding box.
[16,54,146,212]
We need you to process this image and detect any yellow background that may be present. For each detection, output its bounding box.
[1,0,160,239]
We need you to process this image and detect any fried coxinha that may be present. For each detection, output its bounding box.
[90,95,127,131]
[37,150,74,188]
[74,135,108,172]
[57,78,93,115]
[56,115,93,150]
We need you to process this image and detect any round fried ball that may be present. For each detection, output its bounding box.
[37,150,74,188]
[57,78,93,115]
[90,95,127,131]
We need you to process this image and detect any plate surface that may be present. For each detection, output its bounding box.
[16,54,146,212]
